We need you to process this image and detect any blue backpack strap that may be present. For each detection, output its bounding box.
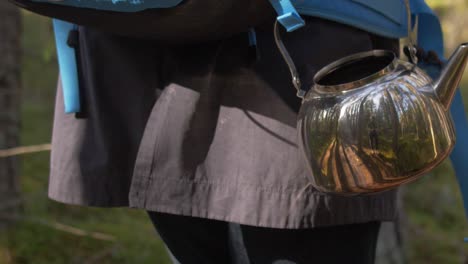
[411,0,468,235]
[268,0,305,32]
[53,19,80,113]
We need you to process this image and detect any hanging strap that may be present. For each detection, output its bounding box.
[268,0,306,97]
[53,19,80,114]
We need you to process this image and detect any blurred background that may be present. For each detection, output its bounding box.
[0,0,468,263]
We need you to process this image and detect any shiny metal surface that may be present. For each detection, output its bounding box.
[297,50,461,195]
[271,7,468,194]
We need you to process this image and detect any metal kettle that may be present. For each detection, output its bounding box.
[297,44,468,195]
[275,3,468,195]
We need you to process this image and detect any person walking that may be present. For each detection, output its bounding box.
[10,0,455,263]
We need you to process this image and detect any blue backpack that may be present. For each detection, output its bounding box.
[11,0,275,41]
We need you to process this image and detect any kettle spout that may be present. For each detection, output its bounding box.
[434,43,468,111]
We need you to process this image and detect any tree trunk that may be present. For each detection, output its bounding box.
[0,2,22,227]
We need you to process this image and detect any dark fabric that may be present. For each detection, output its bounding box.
[147,211,381,264]
[49,30,162,205]
[49,16,400,228]
[9,0,275,43]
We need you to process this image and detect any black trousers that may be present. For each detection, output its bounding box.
[147,212,381,264]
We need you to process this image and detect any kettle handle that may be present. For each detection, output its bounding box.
[273,20,306,99]
[273,0,417,99]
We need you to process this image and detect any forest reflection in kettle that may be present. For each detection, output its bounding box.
[273,5,468,195]
[296,46,468,195]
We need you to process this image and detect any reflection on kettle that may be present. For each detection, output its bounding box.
[296,45,468,195]
[272,0,468,195]
[368,115,379,154]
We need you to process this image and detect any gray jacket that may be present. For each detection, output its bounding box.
[49,17,398,229]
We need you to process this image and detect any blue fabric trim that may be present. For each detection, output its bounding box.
[53,19,80,114]
[32,0,183,12]
[294,0,407,38]
[351,0,405,25]
[295,7,406,39]
[269,0,305,32]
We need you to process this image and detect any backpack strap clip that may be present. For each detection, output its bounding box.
[268,0,305,32]
[53,19,81,114]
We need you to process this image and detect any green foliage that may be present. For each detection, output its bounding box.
[426,0,451,8]
[404,159,468,264]
[20,11,58,104]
